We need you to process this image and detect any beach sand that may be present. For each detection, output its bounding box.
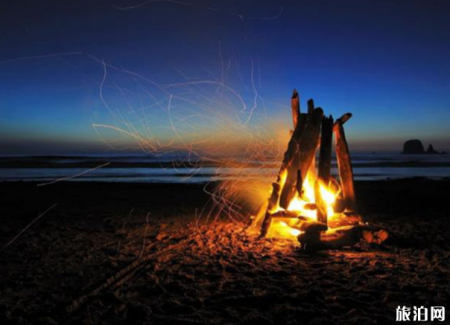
[0,179,449,324]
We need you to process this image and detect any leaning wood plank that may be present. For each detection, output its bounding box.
[297,108,323,183]
[248,199,268,230]
[257,103,309,236]
[316,115,334,224]
[278,92,308,186]
[257,115,305,235]
[279,107,323,209]
[333,113,352,131]
[260,182,280,237]
[334,117,357,212]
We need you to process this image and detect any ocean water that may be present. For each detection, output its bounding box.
[0,153,450,183]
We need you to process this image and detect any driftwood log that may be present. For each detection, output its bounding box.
[315,115,334,224]
[255,92,364,240]
[334,113,357,212]
[258,91,308,236]
[291,89,300,129]
[318,115,334,183]
[279,106,323,209]
[298,224,388,250]
[259,182,281,237]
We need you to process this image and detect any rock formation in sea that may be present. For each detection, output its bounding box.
[402,139,441,154]
[426,144,439,154]
[402,139,425,154]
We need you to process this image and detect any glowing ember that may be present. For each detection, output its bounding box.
[280,222,302,236]
[267,168,341,239]
[267,221,303,239]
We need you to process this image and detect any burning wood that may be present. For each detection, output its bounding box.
[299,224,388,250]
[279,105,323,209]
[316,114,334,224]
[251,91,388,249]
[334,113,357,212]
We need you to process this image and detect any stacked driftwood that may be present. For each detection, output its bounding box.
[251,90,387,249]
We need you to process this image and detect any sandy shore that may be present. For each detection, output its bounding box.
[0,179,449,324]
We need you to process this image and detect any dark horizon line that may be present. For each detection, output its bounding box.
[1,150,449,159]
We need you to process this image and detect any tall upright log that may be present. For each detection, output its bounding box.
[318,115,334,182]
[307,99,314,115]
[316,115,334,224]
[334,114,357,212]
[279,107,323,209]
[291,89,300,129]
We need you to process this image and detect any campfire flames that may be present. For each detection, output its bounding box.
[94,70,387,249]
[266,167,340,240]
[286,172,338,218]
[251,90,388,249]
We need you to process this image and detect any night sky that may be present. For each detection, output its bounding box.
[1,0,450,155]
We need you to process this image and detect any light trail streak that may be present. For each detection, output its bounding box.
[37,162,111,187]
[0,204,58,254]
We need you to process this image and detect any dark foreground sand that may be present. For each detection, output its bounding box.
[1,179,449,324]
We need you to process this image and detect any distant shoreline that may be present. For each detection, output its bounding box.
[2,154,450,182]
[1,159,450,169]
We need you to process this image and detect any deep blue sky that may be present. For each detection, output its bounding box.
[1,0,450,154]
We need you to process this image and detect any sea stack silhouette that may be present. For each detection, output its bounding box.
[402,139,440,154]
[402,139,424,154]
[426,144,439,154]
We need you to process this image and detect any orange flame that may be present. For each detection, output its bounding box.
[268,166,340,239]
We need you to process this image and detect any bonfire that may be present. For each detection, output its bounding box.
[250,90,388,249]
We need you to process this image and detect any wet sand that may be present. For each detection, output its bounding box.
[0,179,449,324]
